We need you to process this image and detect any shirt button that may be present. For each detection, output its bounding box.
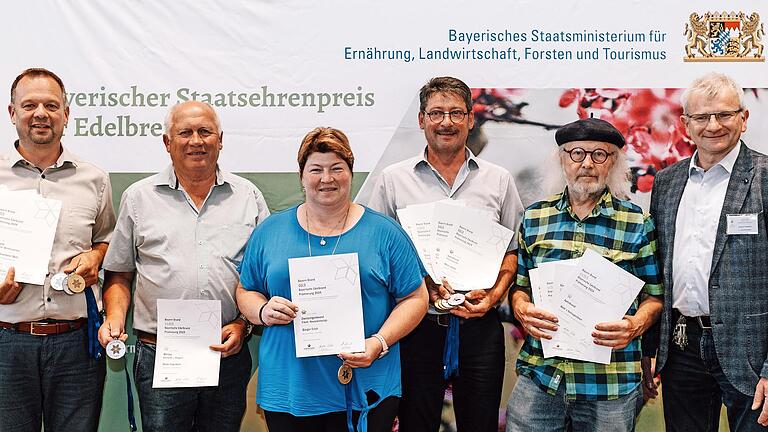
[41,174,46,179]
[46,297,51,302]
[199,264,205,269]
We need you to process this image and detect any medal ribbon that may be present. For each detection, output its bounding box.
[442,315,460,379]
[124,364,138,431]
[87,285,137,430]
[344,371,374,432]
[84,286,104,359]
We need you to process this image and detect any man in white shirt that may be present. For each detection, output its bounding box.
[646,72,768,431]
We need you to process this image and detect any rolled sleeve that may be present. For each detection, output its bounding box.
[102,190,137,273]
[500,173,524,251]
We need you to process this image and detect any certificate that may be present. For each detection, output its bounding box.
[434,202,513,291]
[543,249,645,364]
[0,190,62,285]
[289,253,365,358]
[152,299,222,388]
[397,203,439,282]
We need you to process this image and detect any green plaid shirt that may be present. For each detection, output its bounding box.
[515,189,663,401]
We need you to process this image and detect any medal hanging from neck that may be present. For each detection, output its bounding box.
[304,205,354,385]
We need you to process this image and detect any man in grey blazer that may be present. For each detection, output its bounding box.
[645,72,768,431]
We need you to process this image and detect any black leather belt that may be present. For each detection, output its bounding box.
[674,309,712,329]
[425,313,465,327]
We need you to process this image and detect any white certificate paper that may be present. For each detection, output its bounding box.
[542,249,645,364]
[289,253,365,358]
[0,190,62,285]
[434,202,513,292]
[152,299,222,388]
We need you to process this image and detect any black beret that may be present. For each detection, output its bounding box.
[555,118,625,148]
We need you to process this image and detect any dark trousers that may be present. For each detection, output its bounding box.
[264,396,399,432]
[398,308,505,432]
[661,320,767,432]
[134,340,251,432]
[0,326,106,432]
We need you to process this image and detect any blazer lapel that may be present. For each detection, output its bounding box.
[710,145,755,273]
[660,161,689,284]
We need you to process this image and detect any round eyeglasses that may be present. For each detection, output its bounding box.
[423,110,468,124]
[562,147,614,164]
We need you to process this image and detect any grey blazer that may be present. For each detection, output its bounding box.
[648,143,768,396]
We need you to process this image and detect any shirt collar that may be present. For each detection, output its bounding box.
[413,146,479,171]
[154,164,226,189]
[555,187,616,219]
[689,140,741,176]
[4,140,77,169]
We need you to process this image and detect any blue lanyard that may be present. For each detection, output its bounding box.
[85,286,137,430]
[443,315,460,379]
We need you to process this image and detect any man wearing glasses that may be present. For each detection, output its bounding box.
[365,76,524,432]
[644,73,768,431]
[507,118,662,431]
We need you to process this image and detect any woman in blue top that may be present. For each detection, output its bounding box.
[237,127,429,432]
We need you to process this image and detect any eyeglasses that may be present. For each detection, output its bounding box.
[423,110,468,124]
[685,109,742,125]
[562,147,614,164]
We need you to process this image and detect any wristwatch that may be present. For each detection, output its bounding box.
[372,333,389,359]
[237,313,253,336]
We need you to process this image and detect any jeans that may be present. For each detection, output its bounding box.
[398,308,506,432]
[506,374,643,432]
[661,322,767,432]
[133,340,251,432]
[0,326,106,432]
[264,396,400,432]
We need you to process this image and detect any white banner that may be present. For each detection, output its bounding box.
[1,0,766,174]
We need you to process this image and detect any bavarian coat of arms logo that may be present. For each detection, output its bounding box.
[684,11,764,61]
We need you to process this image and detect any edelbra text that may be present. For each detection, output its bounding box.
[72,115,163,137]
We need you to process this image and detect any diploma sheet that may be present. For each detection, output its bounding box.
[0,190,62,285]
[542,249,645,364]
[289,253,365,358]
[152,299,222,388]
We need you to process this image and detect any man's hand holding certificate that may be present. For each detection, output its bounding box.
[530,248,645,364]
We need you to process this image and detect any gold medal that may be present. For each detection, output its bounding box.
[67,273,86,293]
[337,363,353,385]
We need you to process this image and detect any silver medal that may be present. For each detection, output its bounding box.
[106,339,127,359]
[447,293,466,307]
[50,272,67,291]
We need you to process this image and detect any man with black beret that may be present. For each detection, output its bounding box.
[506,118,663,431]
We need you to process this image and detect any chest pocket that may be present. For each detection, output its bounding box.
[65,203,97,249]
[209,223,254,264]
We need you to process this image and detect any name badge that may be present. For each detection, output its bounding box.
[726,213,759,235]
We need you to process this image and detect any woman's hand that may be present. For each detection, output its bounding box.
[338,337,383,368]
[261,296,299,326]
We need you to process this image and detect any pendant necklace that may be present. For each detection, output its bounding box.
[305,204,354,385]
[305,204,350,256]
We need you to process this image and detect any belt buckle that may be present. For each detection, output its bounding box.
[696,317,712,330]
[29,322,48,336]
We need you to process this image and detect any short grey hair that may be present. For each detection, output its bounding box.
[680,73,745,114]
[163,101,222,135]
[543,147,632,200]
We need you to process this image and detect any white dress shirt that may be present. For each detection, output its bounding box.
[672,142,741,316]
